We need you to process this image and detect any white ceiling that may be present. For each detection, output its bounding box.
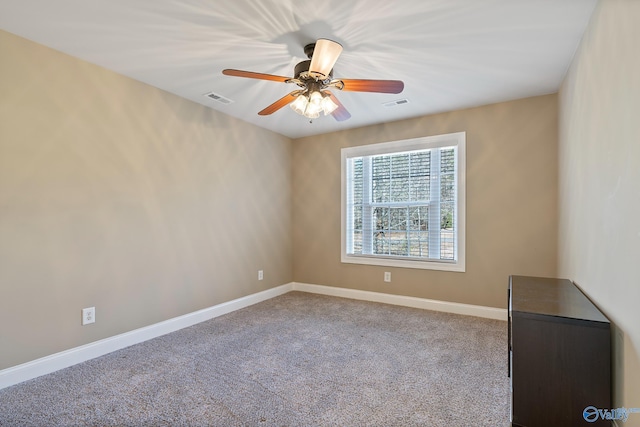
[0,0,597,139]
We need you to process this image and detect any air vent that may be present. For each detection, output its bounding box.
[383,99,409,108]
[204,91,233,104]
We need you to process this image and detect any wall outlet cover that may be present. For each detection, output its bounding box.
[82,307,95,325]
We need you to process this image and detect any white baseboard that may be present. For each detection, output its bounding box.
[0,284,292,390]
[0,282,506,390]
[292,282,507,321]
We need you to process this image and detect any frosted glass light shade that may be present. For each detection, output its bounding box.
[309,39,343,80]
[321,95,338,115]
[290,95,308,115]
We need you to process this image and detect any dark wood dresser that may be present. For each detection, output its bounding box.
[508,275,611,427]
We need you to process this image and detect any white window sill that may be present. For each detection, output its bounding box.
[341,254,465,272]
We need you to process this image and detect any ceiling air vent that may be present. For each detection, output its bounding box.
[204,91,233,104]
[383,99,409,108]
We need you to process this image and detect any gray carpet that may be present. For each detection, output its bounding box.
[0,292,510,426]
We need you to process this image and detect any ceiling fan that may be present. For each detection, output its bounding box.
[222,39,404,122]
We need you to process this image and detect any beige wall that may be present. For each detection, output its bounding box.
[0,30,292,369]
[292,94,559,309]
[559,0,640,419]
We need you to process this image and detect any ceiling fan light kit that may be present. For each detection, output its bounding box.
[290,89,339,119]
[222,38,404,122]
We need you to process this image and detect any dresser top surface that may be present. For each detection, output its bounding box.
[509,275,609,323]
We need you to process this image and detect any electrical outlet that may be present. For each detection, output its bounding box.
[258,270,263,281]
[384,272,391,282]
[82,307,95,325]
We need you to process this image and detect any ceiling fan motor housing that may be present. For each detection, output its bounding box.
[303,43,316,59]
[294,60,333,82]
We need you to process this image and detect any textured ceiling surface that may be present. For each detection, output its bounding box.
[0,0,598,138]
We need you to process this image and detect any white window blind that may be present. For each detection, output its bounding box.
[341,133,465,271]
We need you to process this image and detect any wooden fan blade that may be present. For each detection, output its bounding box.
[309,39,343,80]
[258,91,301,116]
[339,79,404,94]
[325,91,351,122]
[222,69,290,83]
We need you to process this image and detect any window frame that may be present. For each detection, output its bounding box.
[341,132,466,272]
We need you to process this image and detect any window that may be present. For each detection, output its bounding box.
[341,132,465,271]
